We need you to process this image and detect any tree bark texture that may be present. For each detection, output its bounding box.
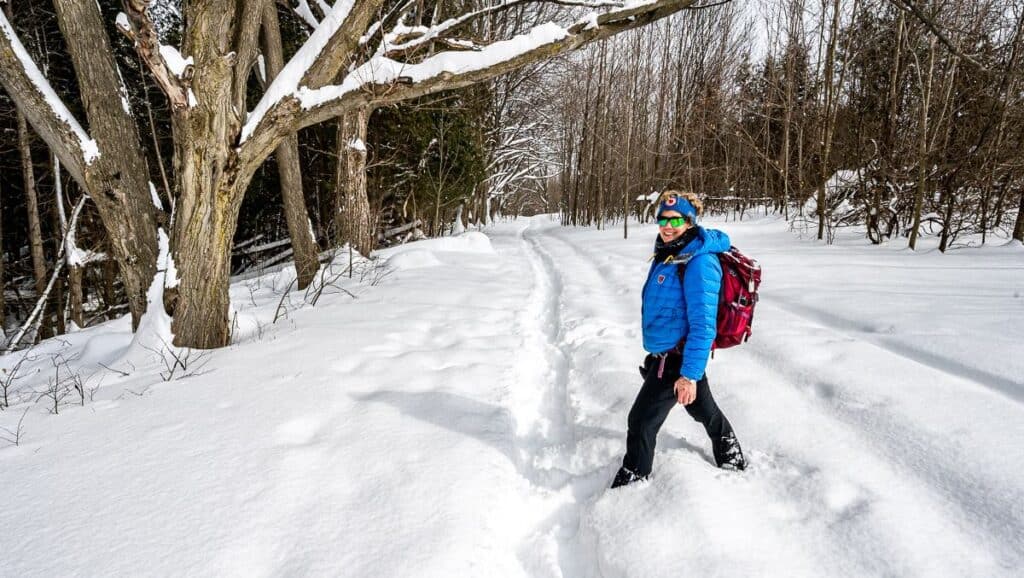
[261,3,320,290]
[0,177,5,333]
[51,0,160,329]
[167,1,243,349]
[335,108,374,256]
[69,265,84,329]
[18,111,50,338]
[1013,188,1024,242]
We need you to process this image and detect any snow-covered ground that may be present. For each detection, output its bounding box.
[1,215,1022,577]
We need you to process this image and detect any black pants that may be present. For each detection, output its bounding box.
[622,353,734,477]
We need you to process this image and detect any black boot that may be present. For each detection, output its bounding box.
[713,432,747,471]
[610,466,648,488]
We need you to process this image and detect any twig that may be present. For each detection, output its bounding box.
[4,196,89,354]
[272,278,298,324]
[0,407,30,446]
[97,362,132,377]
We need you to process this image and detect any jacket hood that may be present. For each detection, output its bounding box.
[689,226,731,255]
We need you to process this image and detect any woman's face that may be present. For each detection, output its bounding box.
[658,210,691,243]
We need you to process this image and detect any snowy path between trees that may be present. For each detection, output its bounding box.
[1,215,1022,577]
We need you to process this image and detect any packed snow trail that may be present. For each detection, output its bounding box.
[1,215,1021,577]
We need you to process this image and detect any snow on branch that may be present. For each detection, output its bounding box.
[378,0,623,60]
[239,0,696,158]
[117,1,191,109]
[241,0,362,142]
[3,196,90,354]
[280,0,336,31]
[0,11,99,173]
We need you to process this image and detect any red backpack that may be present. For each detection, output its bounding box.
[713,247,761,349]
[679,246,762,350]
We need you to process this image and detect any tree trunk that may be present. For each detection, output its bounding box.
[1013,188,1024,242]
[49,180,66,336]
[909,39,936,251]
[69,265,84,330]
[168,2,243,349]
[169,194,236,349]
[51,0,160,328]
[817,0,842,241]
[334,107,374,256]
[781,43,794,220]
[18,111,50,339]
[261,2,320,289]
[0,173,5,336]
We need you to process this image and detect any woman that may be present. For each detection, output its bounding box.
[612,191,746,488]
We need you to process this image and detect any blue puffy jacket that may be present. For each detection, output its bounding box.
[641,226,731,381]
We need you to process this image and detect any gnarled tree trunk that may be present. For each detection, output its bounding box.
[50,0,160,328]
[167,1,245,349]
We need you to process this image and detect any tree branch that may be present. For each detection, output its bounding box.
[301,0,387,89]
[3,196,90,354]
[380,0,623,60]
[118,0,191,109]
[888,0,985,71]
[233,0,269,113]
[0,10,94,185]
[240,0,698,162]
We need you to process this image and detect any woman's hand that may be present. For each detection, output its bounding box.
[674,377,697,405]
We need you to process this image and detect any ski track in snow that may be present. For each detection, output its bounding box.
[742,300,1024,566]
[516,219,1022,576]
[509,219,610,578]
[2,216,1021,577]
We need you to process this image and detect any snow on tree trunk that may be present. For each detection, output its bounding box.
[1,3,160,330]
[166,2,244,349]
[335,107,374,256]
[6,0,702,350]
[51,0,161,328]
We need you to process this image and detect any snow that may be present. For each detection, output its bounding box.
[161,229,180,290]
[159,44,193,77]
[1,217,1022,576]
[241,0,357,143]
[0,12,100,166]
[293,0,321,29]
[116,65,133,116]
[243,20,570,143]
[256,54,267,84]
[149,181,164,211]
[121,229,176,363]
[579,12,600,30]
[348,137,366,151]
[298,23,571,113]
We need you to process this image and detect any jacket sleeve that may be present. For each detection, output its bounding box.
[681,254,722,380]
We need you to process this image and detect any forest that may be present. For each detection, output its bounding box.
[0,0,1021,352]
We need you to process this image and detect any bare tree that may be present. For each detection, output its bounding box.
[1,0,705,349]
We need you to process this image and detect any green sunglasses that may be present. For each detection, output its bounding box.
[657,216,688,227]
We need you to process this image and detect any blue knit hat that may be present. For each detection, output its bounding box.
[657,194,698,224]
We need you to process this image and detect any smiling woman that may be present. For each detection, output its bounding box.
[612,190,746,488]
